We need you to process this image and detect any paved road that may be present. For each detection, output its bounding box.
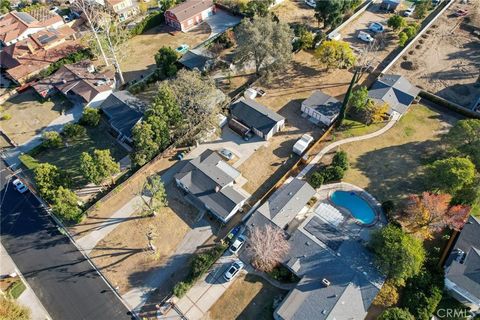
[0,160,133,320]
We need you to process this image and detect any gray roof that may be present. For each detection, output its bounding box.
[368,74,420,114]
[302,90,342,118]
[175,149,246,221]
[256,179,316,230]
[179,49,213,70]
[230,98,285,135]
[99,91,143,139]
[445,216,480,300]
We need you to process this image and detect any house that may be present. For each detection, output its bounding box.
[230,98,285,141]
[165,0,215,32]
[380,0,402,12]
[301,90,342,126]
[32,61,115,107]
[245,179,384,320]
[105,0,139,21]
[368,74,420,115]
[175,149,249,223]
[178,48,214,71]
[0,9,64,47]
[98,91,144,145]
[444,216,480,311]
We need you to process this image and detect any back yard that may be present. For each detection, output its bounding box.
[327,103,463,203]
[0,89,72,145]
[271,0,317,26]
[205,274,288,320]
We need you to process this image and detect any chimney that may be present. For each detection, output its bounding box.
[322,278,331,287]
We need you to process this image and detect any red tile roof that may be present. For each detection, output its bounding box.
[167,0,213,22]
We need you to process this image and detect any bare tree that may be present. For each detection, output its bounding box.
[140,175,168,216]
[247,224,290,272]
[72,0,109,66]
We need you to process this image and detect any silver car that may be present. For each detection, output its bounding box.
[223,261,244,282]
[219,148,234,160]
[12,178,28,194]
[229,235,246,255]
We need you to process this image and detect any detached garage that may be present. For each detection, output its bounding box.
[165,0,215,32]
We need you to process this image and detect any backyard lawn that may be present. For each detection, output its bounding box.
[23,121,128,188]
[335,104,463,203]
[206,274,288,320]
[1,89,72,145]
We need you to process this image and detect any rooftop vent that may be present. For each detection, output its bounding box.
[322,278,331,287]
[455,249,466,264]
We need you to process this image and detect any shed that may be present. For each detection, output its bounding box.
[301,90,342,126]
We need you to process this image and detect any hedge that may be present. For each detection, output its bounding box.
[419,91,480,119]
[39,49,94,78]
[19,154,40,171]
[129,11,165,36]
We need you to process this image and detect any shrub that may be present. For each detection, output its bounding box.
[398,32,409,46]
[378,308,415,320]
[332,150,349,170]
[80,107,100,126]
[268,265,300,283]
[18,154,40,171]
[63,123,86,140]
[129,11,164,36]
[155,46,178,78]
[1,113,12,120]
[373,280,399,307]
[309,172,324,188]
[402,270,444,320]
[172,282,191,298]
[0,297,30,320]
[39,49,93,78]
[322,165,345,182]
[42,131,62,148]
[381,200,396,220]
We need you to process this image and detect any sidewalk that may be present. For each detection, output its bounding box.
[0,243,51,320]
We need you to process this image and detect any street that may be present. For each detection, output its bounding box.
[0,160,133,320]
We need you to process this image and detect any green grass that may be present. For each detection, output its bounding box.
[7,280,26,299]
[333,118,386,140]
[27,122,128,188]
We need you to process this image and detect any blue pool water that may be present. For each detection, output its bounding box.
[330,190,376,224]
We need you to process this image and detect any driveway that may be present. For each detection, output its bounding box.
[186,126,265,169]
[204,9,242,39]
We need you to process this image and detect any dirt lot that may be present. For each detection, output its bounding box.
[205,274,288,320]
[238,50,354,201]
[88,182,196,293]
[0,89,72,145]
[390,2,480,108]
[121,23,211,83]
[325,104,463,203]
[271,0,317,26]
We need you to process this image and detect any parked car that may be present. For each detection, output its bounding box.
[432,0,442,6]
[63,15,71,22]
[357,31,374,43]
[229,235,246,255]
[455,9,468,17]
[12,179,28,194]
[223,261,244,281]
[368,22,384,33]
[219,148,234,160]
[305,0,316,8]
[404,5,415,16]
[175,44,189,54]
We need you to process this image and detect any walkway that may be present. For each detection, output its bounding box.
[296,112,401,180]
[2,102,84,169]
[0,243,51,320]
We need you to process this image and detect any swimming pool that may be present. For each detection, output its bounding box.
[330,190,376,224]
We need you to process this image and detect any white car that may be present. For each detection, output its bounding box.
[305,0,316,8]
[12,179,28,194]
[229,235,246,255]
[357,31,374,43]
[404,5,415,16]
[223,261,244,282]
[219,148,234,160]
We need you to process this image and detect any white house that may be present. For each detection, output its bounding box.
[301,90,342,127]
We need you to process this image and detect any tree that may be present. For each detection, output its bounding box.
[93,149,120,184]
[445,119,480,169]
[370,224,425,285]
[315,0,344,29]
[52,186,82,222]
[247,224,290,272]
[373,280,400,307]
[63,123,86,140]
[309,172,324,188]
[0,0,11,14]
[159,0,176,10]
[363,101,389,125]
[150,83,182,128]
[240,0,273,17]
[0,297,30,320]
[332,150,349,170]
[321,165,345,182]
[100,15,129,84]
[314,40,356,70]
[378,308,415,320]
[155,46,178,78]
[414,1,430,19]
[398,32,409,47]
[80,152,100,184]
[294,25,315,51]
[387,15,407,32]
[235,14,293,75]
[80,107,101,126]
[425,157,476,195]
[348,86,369,109]
[132,122,159,166]
[141,175,168,216]
[42,131,62,148]
[33,163,67,201]
[402,271,443,320]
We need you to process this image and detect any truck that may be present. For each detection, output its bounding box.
[293,134,314,156]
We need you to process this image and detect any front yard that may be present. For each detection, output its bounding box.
[0,89,72,145]
[206,274,288,320]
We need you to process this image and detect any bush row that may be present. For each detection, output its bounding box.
[39,49,93,78]
[129,11,165,36]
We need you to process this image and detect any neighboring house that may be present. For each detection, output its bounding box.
[104,0,139,21]
[380,0,402,11]
[98,91,144,146]
[445,216,480,312]
[165,0,215,32]
[368,74,420,115]
[0,9,64,47]
[301,90,342,126]
[230,98,285,141]
[178,48,214,71]
[175,149,249,223]
[32,61,115,107]
[246,179,384,320]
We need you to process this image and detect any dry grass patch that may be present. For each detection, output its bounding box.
[271,0,317,26]
[206,274,287,320]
